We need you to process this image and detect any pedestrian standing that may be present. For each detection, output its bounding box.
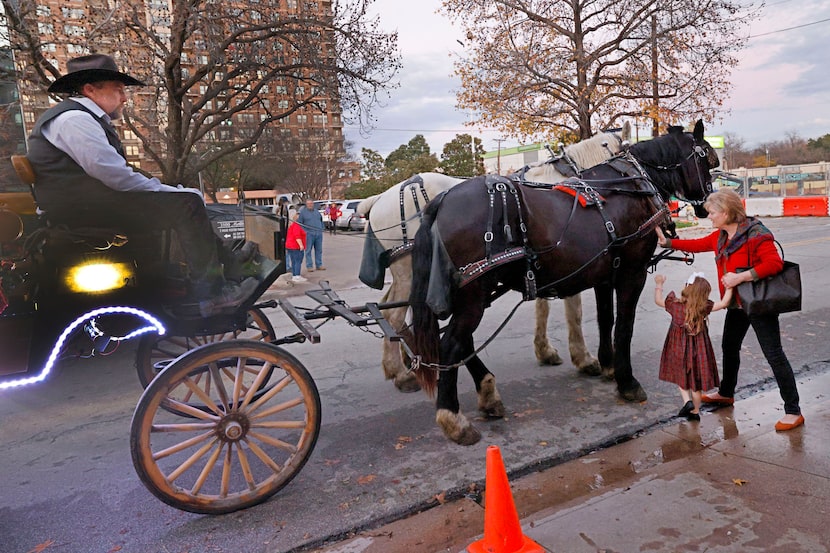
[329,203,341,235]
[656,188,804,431]
[285,213,307,282]
[298,198,325,271]
[654,272,732,421]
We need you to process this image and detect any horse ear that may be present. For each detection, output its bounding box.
[693,119,705,141]
[621,121,631,141]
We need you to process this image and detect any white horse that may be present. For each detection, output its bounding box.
[358,124,631,392]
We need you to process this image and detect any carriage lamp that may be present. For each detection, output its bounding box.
[65,261,135,293]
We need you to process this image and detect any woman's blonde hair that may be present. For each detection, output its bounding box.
[680,277,712,335]
[703,188,746,225]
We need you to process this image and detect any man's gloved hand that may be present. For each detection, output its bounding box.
[177,184,205,204]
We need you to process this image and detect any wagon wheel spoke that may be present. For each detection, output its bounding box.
[243,437,283,473]
[209,362,231,410]
[247,376,293,412]
[238,361,274,410]
[167,438,218,483]
[191,441,225,495]
[235,442,257,491]
[181,374,223,416]
[248,431,297,454]
[151,430,214,461]
[161,397,220,421]
[250,397,304,420]
[221,443,234,498]
[232,356,246,408]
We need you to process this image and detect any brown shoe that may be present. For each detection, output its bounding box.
[774,414,805,431]
[316,266,326,271]
[701,392,734,406]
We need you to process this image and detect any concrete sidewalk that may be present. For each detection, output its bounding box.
[309,366,830,553]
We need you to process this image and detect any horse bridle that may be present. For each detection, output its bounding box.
[634,134,714,206]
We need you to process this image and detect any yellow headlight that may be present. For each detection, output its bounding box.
[66,262,134,293]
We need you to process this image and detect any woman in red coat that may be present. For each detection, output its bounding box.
[656,188,803,431]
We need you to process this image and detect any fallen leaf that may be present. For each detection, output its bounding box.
[357,474,376,485]
[733,478,748,486]
[397,436,413,443]
[434,491,447,504]
[394,443,405,450]
[324,458,341,466]
[539,441,548,446]
[108,546,123,553]
[27,541,55,553]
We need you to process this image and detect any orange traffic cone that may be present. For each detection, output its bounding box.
[466,445,545,553]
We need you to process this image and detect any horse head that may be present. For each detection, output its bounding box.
[631,119,719,218]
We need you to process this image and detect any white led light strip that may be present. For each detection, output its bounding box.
[0,306,166,390]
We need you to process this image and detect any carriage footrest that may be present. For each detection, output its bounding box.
[278,298,321,343]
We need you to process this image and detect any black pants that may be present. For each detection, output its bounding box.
[720,308,801,415]
[47,191,221,280]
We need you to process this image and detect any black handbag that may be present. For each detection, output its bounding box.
[736,240,802,316]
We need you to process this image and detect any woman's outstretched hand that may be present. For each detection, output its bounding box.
[655,226,670,248]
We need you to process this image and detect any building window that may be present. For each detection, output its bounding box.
[38,23,54,34]
[36,5,51,16]
[278,99,289,109]
[313,114,327,125]
[296,114,307,124]
[125,145,141,157]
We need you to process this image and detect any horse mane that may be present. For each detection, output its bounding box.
[523,122,631,181]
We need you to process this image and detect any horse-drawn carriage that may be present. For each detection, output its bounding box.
[1,120,716,514]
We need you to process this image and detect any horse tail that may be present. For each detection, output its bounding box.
[356,194,381,216]
[408,199,442,397]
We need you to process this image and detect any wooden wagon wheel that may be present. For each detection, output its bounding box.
[135,307,276,389]
[130,340,321,514]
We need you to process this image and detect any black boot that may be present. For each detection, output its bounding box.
[677,401,694,417]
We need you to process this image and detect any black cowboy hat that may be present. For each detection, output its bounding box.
[47,54,144,94]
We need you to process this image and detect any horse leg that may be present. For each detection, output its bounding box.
[613,271,648,402]
[563,294,601,376]
[594,284,616,380]
[465,354,505,418]
[434,291,489,445]
[533,298,564,365]
[382,258,420,392]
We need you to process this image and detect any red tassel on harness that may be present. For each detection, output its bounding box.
[553,185,605,207]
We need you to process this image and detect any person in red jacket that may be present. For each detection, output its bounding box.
[656,188,803,431]
[285,213,307,282]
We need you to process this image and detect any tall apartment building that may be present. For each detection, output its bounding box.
[3,0,359,198]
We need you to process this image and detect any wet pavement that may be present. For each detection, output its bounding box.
[309,366,830,553]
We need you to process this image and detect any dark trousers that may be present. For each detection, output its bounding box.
[720,308,801,415]
[47,191,221,280]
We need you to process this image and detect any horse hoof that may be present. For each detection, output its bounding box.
[536,347,564,366]
[578,360,602,377]
[480,401,506,419]
[394,372,421,393]
[436,409,481,445]
[619,385,648,402]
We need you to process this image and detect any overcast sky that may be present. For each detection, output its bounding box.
[344,0,830,157]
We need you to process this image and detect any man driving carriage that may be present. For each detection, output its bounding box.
[26,54,258,312]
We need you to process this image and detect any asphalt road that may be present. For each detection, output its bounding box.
[2,217,830,553]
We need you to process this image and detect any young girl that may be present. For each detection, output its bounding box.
[654,272,733,421]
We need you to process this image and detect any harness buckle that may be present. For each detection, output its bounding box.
[613,257,621,269]
[605,221,616,234]
[526,270,535,281]
[520,222,527,233]
[484,231,494,242]
[495,182,507,192]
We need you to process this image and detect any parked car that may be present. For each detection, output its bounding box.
[335,199,364,230]
[348,211,367,231]
[314,199,343,230]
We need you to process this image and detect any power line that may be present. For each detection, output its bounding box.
[749,16,830,39]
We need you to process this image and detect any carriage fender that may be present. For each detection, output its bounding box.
[426,224,455,319]
[358,222,389,290]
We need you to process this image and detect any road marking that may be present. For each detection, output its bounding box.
[783,236,830,248]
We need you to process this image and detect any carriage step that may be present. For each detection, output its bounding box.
[277,298,321,344]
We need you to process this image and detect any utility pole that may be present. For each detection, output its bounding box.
[494,138,506,175]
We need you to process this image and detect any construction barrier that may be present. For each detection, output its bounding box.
[671,197,830,218]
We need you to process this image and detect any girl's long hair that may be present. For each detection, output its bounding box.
[680,277,712,335]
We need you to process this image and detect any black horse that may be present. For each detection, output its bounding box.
[409,121,719,445]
